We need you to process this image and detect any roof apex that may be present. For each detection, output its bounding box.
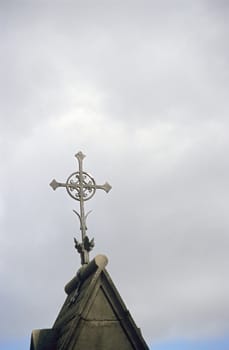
[65,254,108,295]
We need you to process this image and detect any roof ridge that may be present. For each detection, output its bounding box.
[65,254,108,295]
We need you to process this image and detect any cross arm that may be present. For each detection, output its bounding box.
[49,179,80,191]
[95,182,112,193]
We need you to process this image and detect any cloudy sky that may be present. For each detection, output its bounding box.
[1,1,229,349]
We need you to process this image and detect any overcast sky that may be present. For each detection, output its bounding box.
[1,1,229,349]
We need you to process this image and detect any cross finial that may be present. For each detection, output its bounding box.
[50,151,112,265]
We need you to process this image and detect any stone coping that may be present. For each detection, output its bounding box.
[64,254,108,295]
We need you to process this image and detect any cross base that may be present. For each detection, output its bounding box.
[74,236,95,265]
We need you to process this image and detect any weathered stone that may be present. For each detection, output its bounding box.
[30,255,149,350]
[30,329,58,350]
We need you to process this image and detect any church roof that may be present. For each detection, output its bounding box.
[30,255,149,350]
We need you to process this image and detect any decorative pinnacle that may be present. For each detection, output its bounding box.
[103,182,112,193]
[50,151,111,265]
[75,151,86,161]
[50,179,59,191]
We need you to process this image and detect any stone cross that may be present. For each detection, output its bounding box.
[50,151,112,265]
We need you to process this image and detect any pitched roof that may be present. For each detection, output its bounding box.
[31,255,149,350]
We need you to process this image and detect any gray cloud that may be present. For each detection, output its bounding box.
[0,0,229,346]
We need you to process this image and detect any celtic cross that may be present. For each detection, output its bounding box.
[50,151,112,265]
